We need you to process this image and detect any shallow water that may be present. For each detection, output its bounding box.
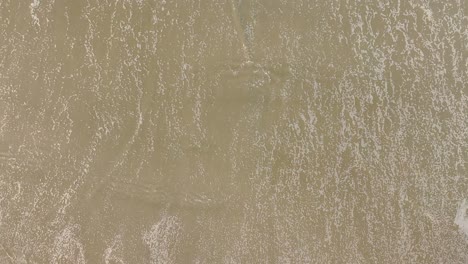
[0,0,467,263]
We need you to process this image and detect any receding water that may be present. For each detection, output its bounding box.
[0,0,467,263]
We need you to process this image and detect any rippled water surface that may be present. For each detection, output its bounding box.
[0,0,467,263]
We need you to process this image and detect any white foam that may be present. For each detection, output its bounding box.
[29,0,40,26]
[143,215,182,264]
[455,199,468,237]
[104,234,125,264]
[52,224,85,264]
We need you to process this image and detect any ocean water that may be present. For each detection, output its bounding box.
[0,0,467,263]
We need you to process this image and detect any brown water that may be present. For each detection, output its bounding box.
[0,0,467,263]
